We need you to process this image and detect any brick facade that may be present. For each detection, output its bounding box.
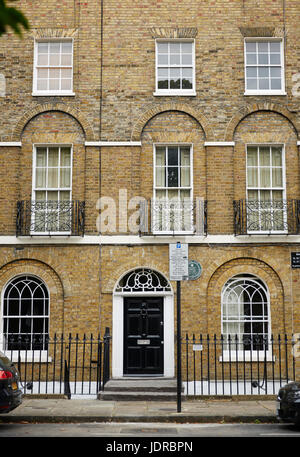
[0,0,299,380]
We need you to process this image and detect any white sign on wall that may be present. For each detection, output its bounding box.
[169,242,189,281]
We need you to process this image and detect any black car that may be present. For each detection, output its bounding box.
[277,382,300,426]
[0,350,22,413]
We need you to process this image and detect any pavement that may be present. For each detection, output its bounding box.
[0,395,279,424]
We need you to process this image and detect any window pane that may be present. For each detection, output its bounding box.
[157,54,168,65]
[48,168,58,187]
[167,167,178,187]
[258,66,269,78]
[272,168,283,187]
[247,168,258,187]
[36,168,46,188]
[156,147,165,166]
[157,42,168,53]
[49,79,60,90]
[170,54,180,65]
[270,42,280,52]
[271,78,281,90]
[61,148,71,166]
[36,148,47,166]
[246,67,257,78]
[181,168,190,186]
[258,42,268,52]
[180,147,190,166]
[37,68,48,79]
[61,79,72,90]
[60,168,71,187]
[247,79,257,90]
[246,53,257,64]
[37,54,48,66]
[246,42,256,52]
[247,147,258,166]
[49,54,60,66]
[48,148,59,166]
[168,147,178,165]
[61,54,72,66]
[182,54,192,65]
[170,68,180,88]
[170,42,180,53]
[61,41,72,53]
[270,53,280,64]
[260,169,271,187]
[260,147,270,166]
[37,79,48,90]
[258,78,269,90]
[271,147,282,166]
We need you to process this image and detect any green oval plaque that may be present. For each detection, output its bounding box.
[188,260,202,280]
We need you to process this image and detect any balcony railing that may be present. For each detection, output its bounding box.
[139,198,207,236]
[234,199,300,235]
[16,200,85,236]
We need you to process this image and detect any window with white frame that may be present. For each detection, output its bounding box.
[155,40,195,95]
[2,275,49,351]
[244,39,285,95]
[246,145,286,233]
[33,145,72,233]
[33,40,74,95]
[153,145,193,232]
[221,275,270,353]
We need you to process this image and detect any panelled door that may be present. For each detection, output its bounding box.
[124,297,164,375]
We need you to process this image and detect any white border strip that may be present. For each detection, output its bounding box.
[85,141,142,147]
[2,234,300,245]
[0,142,22,147]
[204,142,235,146]
[297,141,300,146]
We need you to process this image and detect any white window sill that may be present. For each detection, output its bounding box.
[153,91,196,97]
[244,91,287,96]
[32,92,75,97]
[3,351,52,363]
[220,352,275,362]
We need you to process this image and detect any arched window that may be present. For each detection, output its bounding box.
[221,274,270,351]
[2,275,49,350]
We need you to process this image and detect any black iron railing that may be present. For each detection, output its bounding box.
[2,331,111,398]
[139,198,207,236]
[234,199,300,235]
[16,200,85,236]
[181,334,299,397]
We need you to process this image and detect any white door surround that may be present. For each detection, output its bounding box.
[112,268,174,378]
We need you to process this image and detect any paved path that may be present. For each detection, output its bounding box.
[0,397,278,424]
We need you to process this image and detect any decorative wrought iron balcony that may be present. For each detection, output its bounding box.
[139,198,207,236]
[16,200,85,236]
[234,199,300,235]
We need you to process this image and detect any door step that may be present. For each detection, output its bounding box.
[98,377,184,401]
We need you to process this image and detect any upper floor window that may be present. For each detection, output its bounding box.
[154,40,196,96]
[246,145,286,233]
[33,40,74,96]
[244,39,285,95]
[33,145,72,234]
[153,145,193,233]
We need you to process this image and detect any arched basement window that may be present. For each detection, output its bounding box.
[115,268,172,293]
[221,274,270,351]
[2,275,49,351]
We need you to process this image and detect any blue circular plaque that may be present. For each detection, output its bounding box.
[188,260,202,280]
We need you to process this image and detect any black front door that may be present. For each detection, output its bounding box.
[124,297,164,375]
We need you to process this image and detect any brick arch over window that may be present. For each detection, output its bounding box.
[131,102,215,141]
[12,103,95,142]
[225,103,300,141]
[0,259,65,335]
[206,257,285,336]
